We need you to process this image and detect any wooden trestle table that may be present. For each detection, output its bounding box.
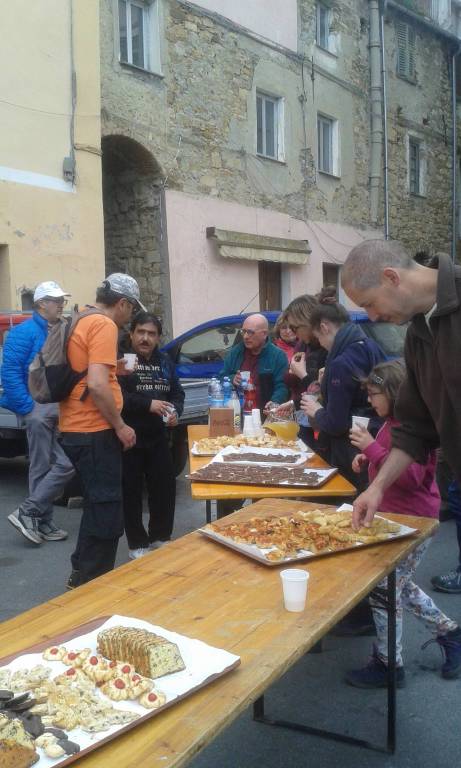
[0,498,437,765]
[187,424,356,522]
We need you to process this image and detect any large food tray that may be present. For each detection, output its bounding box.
[211,445,312,467]
[0,614,240,767]
[188,463,337,488]
[199,504,418,566]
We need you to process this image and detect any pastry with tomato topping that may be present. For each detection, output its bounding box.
[100,677,130,701]
[139,689,167,709]
[61,648,91,667]
[42,645,67,662]
[81,655,113,684]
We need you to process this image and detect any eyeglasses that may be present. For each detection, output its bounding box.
[44,298,67,307]
[241,328,264,336]
[367,389,383,398]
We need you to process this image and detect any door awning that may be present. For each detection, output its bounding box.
[206,228,310,265]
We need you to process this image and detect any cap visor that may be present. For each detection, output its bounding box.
[136,299,147,312]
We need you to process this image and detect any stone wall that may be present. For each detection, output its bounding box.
[100,0,455,306]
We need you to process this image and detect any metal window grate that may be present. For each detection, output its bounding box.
[409,139,420,195]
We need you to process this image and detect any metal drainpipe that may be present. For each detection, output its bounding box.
[379,0,390,240]
[369,1,383,225]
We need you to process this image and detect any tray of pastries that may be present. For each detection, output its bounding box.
[199,506,418,565]
[191,434,303,456]
[0,615,240,768]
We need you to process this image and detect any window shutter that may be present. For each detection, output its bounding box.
[396,21,416,80]
[408,25,416,80]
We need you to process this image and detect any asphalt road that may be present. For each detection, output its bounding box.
[0,456,460,768]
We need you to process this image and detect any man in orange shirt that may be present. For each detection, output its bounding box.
[59,274,145,588]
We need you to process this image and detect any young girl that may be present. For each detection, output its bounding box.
[346,360,461,686]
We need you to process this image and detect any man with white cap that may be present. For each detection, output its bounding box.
[1,281,75,545]
[59,273,145,588]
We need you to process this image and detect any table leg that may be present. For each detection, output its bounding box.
[253,570,398,755]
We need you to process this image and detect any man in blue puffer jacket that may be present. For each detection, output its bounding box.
[1,281,75,545]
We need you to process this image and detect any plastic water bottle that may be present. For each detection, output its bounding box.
[222,376,232,406]
[208,377,217,409]
[211,379,224,407]
[231,390,241,430]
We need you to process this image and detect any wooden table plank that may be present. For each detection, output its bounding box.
[0,498,437,768]
[188,424,356,499]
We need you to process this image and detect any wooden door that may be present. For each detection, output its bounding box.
[258,261,281,311]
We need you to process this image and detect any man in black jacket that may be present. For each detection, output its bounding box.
[342,240,461,599]
[119,312,185,559]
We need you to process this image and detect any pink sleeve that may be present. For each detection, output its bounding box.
[363,440,389,470]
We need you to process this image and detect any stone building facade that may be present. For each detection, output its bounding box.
[100,0,460,335]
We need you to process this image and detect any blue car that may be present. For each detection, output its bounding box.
[162,311,406,379]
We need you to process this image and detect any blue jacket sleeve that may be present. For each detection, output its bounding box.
[1,324,35,414]
[312,358,358,436]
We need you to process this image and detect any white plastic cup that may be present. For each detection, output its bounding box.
[280,569,309,612]
[123,353,137,371]
[302,394,319,403]
[240,371,251,387]
[351,415,370,430]
[251,408,262,426]
[243,414,255,437]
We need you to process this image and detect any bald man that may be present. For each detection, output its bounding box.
[222,313,288,411]
[342,239,461,594]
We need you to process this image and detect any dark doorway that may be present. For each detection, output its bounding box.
[101,135,164,319]
[259,261,281,311]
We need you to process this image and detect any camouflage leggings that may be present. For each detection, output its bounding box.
[370,538,458,667]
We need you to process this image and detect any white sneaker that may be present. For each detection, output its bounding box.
[128,548,149,560]
[148,540,169,551]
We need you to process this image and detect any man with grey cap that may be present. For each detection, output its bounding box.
[59,273,145,588]
[2,281,75,545]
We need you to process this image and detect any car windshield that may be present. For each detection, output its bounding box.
[178,325,242,364]
[361,321,407,358]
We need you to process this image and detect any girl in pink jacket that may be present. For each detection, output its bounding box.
[345,360,461,687]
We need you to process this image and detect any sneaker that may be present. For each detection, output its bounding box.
[345,646,405,689]
[148,540,169,551]
[38,521,68,541]
[8,509,42,545]
[423,628,461,679]
[431,568,461,594]
[66,570,82,590]
[129,548,149,560]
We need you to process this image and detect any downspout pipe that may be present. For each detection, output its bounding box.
[379,0,390,240]
[369,1,383,225]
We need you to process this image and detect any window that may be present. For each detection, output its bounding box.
[256,92,284,160]
[118,0,160,73]
[322,263,340,293]
[316,3,331,51]
[409,138,422,195]
[396,21,416,81]
[317,114,339,176]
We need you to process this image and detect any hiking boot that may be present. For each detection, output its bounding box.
[345,646,405,689]
[128,548,149,560]
[423,628,461,679]
[66,570,82,590]
[431,568,461,594]
[8,509,42,545]
[38,521,68,541]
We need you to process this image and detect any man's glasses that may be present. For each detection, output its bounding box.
[44,298,67,307]
[241,328,264,336]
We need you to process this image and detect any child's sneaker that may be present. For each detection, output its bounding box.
[431,568,461,593]
[423,627,461,679]
[345,645,405,689]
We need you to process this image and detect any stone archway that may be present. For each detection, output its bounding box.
[102,135,165,318]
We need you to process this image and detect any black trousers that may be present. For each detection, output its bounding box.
[122,431,176,549]
[60,429,123,584]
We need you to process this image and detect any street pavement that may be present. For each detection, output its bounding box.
[0,456,460,767]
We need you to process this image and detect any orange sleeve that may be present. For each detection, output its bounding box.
[86,318,118,367]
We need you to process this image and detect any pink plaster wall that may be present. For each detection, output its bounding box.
[164,190,380,335]
[192,0,298,51]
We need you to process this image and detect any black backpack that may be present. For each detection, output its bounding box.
[28,307,103,403]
